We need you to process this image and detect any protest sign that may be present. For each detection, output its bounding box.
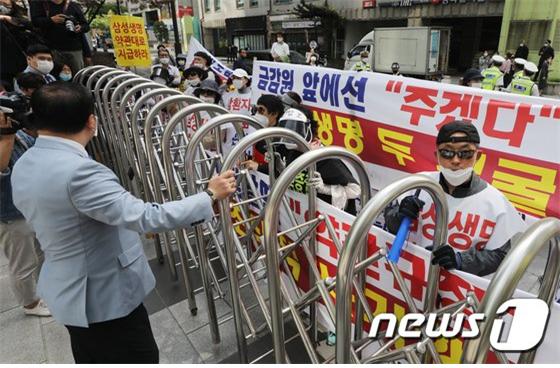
[109,15,151,67]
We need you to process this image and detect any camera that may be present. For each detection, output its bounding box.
[63,15,77,32]
[0,98,34,135]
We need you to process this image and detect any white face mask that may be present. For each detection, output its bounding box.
[160,57,170,64]
[187,78,200,86]
[310,57,317,63]
[439,165,473,186]
[277,37,283,43]
[254,113,269,127]
[200,95,215,104]
[470,82,482,89]
[36,60,54,74]
[232,79,245,90]
[193,62,205,69]
[361,58,368,63]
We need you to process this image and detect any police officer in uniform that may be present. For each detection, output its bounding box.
[506,61,539,96]
[481,55,505,91]
[351,50,371,72]
[512,58,526,80]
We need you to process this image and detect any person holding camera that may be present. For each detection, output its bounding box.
[30,0,90,74]
[0,72,50,318]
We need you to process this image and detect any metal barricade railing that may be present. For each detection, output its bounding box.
[336,174,449,364]
[262,146,372,363]
[219,127,311,362]
[462,217,560,364]
[181,110,259,342]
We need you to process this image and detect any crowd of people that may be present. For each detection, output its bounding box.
[473,39,554,96]
[0,3,551,363]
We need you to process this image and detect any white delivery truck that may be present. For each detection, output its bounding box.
[344,27,450,78]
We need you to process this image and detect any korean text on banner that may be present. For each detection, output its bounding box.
[251,61,560,220]
[109,15,151,67]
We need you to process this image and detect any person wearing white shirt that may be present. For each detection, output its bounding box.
[150,48,181,87]
[271,32,290,63]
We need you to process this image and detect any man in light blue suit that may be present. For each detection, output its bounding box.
[10,82,237,363]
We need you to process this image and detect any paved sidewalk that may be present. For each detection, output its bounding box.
[0,235,546,363]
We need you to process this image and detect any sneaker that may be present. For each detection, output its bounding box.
[24,300,51,317]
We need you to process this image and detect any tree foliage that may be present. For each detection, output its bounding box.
[293,0,345,30]
[153,21,169,43]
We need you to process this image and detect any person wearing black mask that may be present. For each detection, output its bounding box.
[30,0,90,74]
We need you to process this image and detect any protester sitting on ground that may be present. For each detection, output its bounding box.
[460,68,484,88]
[241,94,285,172]
[279,108,361,215]
[150,48,181,88]
[57,63,73,82]
[183,66,208,96]
[0,72,50,318]
[192,51,216,82]
[383,121,526,277]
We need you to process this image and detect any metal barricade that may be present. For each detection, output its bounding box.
[262,146,372,363]
[336,174,449,364]
[219,127,311,362]
[462,217,560,364]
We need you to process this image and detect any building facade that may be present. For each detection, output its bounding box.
[498,0,560,81]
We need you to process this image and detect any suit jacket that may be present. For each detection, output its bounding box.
[11,136,213,327]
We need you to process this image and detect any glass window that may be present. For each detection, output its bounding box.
[507,20,552,51]
[236,0,244,8]
[205,0,211,12]
[250,0,258,6]
[214,0,221,10]
[274,0,292,4]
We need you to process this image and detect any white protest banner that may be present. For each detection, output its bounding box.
[251,61,560,221]
[236,171,560,363]
[186,36,234,80]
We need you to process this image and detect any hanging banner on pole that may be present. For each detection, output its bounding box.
[109,15,151,67]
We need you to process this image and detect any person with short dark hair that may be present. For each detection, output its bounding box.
[271,32,290,63]
[538,39,555,78]
[514,40,529,60]
[20,44,56,86]
[384,121,526,276]
[0,71,49,319]
[538,56,552,95]
[233,48,251,74]
[29,0,90,74]
[183,66,208,96]
[10,82,238,363]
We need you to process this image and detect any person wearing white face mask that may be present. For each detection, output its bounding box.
[20,44,56,86]
[351,50,371,72]
[183,66,208,96]
[150,49,181,87]
[193,51,216,82]
[384,121,526,277]
[221,69,253,154]
[271,32,290,63]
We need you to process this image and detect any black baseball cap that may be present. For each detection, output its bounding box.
[436,121,480,145]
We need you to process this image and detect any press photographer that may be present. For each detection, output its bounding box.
[0,72,50,318]
[30,0,90,74]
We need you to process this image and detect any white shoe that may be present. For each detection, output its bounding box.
[24,300,52,317]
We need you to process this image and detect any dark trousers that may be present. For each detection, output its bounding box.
[65,304,159,364]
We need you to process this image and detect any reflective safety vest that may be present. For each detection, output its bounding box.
[510,76,535,96]
[513,70,524,80]
[352,61,371,72]
[481,66,503,90]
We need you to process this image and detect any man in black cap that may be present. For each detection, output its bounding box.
[384,121,526,276]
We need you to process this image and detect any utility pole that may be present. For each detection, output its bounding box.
[169,0,182,54]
